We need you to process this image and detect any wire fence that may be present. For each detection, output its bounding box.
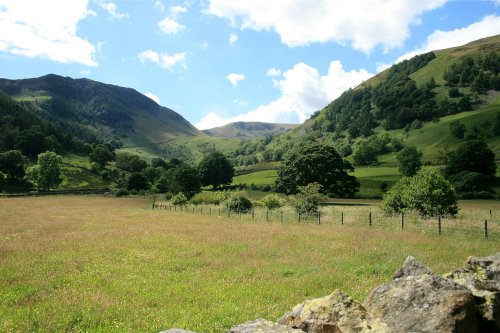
[151,201,499,241]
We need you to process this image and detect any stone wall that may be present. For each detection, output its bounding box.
[161,253,500,333]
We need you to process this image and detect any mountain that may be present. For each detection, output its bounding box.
[0,74,203,154]
[230,34,500,167]
[203,122,298,139]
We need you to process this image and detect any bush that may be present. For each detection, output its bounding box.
[171,192,188,206]
[114,188,129,197]
[190,191,230,205]
[292,183,323,216]
[259,193,286,210]
[164,192,174,200]
[224,192,253,212]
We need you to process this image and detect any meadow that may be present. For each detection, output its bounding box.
[1,196,499,332]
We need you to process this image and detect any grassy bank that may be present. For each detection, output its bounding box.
[0,196,498,332]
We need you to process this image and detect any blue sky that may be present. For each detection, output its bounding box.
[0,0,499,130]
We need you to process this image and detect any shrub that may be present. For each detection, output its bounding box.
[114,188,129,197]
[171,192,188,206]
[224,192,253,212]
[259,193,286,210]
[292,183,323,216]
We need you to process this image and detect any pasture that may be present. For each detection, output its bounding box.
[1,196,499,332]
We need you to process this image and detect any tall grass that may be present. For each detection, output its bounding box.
[1,196,498,332]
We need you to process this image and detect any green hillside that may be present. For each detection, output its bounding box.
[0,74,203,156]
[203,121,298,139]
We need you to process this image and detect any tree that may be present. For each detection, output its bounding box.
[198,151,234,189]
[259,193,286,210]
[127,172,150,191]
[381,168,458,217]
[26,151,63,191]
[353,143,378,166]
[292,183,323,216]
[0,150,27,181]
[89,145,115,168]
[446,140,496,177]
[449,121,466,139]
[275,143,359,197]
[397,146,422,177]
[156,164,201,198]
[116,153,147,172]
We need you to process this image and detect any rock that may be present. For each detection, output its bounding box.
[159,329,197,333]
[279,289,387,332]
[364,256,478,333]
[227,318,304,333]
[445,252,500,331]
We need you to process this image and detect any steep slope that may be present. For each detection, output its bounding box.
[0,74,203,152]
[203,121,298,139]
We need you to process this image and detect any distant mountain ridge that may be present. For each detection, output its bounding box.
[203,121,298,139]
[0,74,203,153]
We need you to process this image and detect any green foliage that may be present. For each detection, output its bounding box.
[198,152,235,189]
[127,173,150,191]
[156,164,201,199]
[171,192,188,206]
[396,146,422,177]
[116,153,148,172]
[353,143,378,166]
[449,120,466,139]
[446,140,496,177]
[259,193,286,210]
[114,188,129,197]
[190,191,230,205]
[0,171,5,191]
[224,192,253,212]
[443,51,500,91]
[381,168,458,217]
[89,145,115,168]
[292,183,323,216]
[276,142,358,197]
[26,151,63,191]
[0,150,27,181]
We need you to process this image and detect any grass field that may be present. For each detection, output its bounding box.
[1,196,499,332]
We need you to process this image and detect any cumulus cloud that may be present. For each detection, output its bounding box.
[196,61,372,130]
[397,15,500,62]
[154,0,164,12]
[171,5,187,14]
[138,50,187,70]
[0,0,97,66]
[266,67,281,77]
[99,1,129,21]
[229,33,238,44]
[144,92,160,104]
[206,0,447,53]
[226,73,245,86]
[158,17,184,34]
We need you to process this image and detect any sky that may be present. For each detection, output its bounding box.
[0,1,499,130]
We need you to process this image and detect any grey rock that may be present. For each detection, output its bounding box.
[227,318,304,333]
[279,289,387,332]
[364,256,478,333]
[445,252,500,331]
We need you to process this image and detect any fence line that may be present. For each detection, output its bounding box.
[151,202,499,240]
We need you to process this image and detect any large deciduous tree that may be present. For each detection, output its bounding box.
[198,151,234,189]
[397,146,422,177]
[275,143,359,197]
[0,150,27,181]
[26,151,63,191]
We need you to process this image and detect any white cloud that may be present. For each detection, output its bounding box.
[196,61,372,130]
[171,5,187,14]
[138,50,187,71]
[154,0,164,12]
[226,73,245,86]
[99,1,129,21]
[266,67,281,77]
[233,99,249,108]
[397,15,500,62]
[158,17,184,34]
[207,0,447,53]
[144,92,160,104]
[0,0,97,66]
[229,33,238,44]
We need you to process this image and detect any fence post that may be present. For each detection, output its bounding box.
[318,212,321,225]
[200,207,203,215]
[218,207,221,216]
[152,195,156,209]
[341,212,344,225]
[484,220,488,239]
[369,212,372,227]
[174,205,177,212]
[209,207,211,216]
[239,211,242,219]
[266,211,269,222]
[438,216,442,236]
[192,206,195,214]
[228,209,231,218]
[252,210,255,220]
[281,211,283,223]
[401,213,404,230]
[298,213,301,223]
